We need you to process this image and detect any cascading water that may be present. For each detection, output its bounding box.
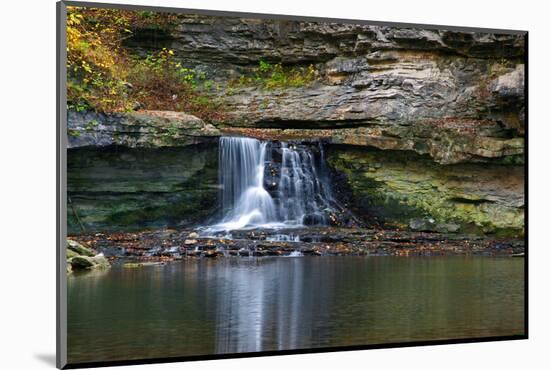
[214,137,278,230]
[276,142,333,226]
[205,136,342,233]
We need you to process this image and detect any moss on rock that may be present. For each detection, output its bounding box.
[327,147,524,236]
[67,144,218,233]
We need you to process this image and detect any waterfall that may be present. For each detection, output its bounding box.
[206,136,338,232]
[215,137,278,230]
[276,142,333,226]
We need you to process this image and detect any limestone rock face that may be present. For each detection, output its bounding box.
[67,145,218,233]
[120,15,526,164]
[127,16,524,64]
[68,110,220,149]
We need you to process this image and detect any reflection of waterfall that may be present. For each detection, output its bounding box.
[213,258,335,353]
[207,137,338,232]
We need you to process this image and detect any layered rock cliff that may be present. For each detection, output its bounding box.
[68,145,218,232]
[67,14,525,235]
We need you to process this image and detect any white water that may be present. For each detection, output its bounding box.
[266,234,301,242]
[205,137,335,233]
[277,142,333,226]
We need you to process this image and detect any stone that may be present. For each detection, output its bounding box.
[70,255,96,269]
[409,218,437,232]
[435,223,461,233]
[490,65,524,98]
[203,250,219,258]
[184,239,198,245]
[90,254,111,269]
[66,249,79,259]
[67,110,220,149]
[67,239,95,257]
[70,253,110,270]
[188,232,199,239]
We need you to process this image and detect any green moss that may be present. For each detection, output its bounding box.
[328,147,524,236]
[68,129,81,137]
[231,60,318,89]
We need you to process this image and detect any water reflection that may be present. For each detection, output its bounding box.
[68,257,524,364]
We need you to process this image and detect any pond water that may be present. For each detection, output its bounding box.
[67,256,524,364]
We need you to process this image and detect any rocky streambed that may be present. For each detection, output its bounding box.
[67,226,524,269]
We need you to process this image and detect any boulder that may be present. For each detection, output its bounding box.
[70,255,96,269]
[67,239,95,257]
[66,248,79,259]
[435,223,461,233]
[90,254,111,269]
[69,253,111,270]
[409,218,437,232]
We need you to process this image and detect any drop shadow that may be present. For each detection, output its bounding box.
[34,353,56,367]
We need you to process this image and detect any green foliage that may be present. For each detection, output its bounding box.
[232,60,318,89]
[66,7,225,122]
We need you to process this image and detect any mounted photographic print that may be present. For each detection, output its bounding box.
[56,1,527,368]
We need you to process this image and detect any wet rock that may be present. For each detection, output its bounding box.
[188,232,199,239]
[203,250,222,258]
[90,255,111,269]
[302,213,327,226]
[409,218,437,232]
[123,263,142,268]
[66,249,79,259]
[238,248,250,256]
[68,225,525,261]
[184,239,198,245]
[254,250,267,257]
[70,254,111,270]
[123,262,165,268]
[435,223,461,233]
[67,239,95,257]
[70,255,96,269]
